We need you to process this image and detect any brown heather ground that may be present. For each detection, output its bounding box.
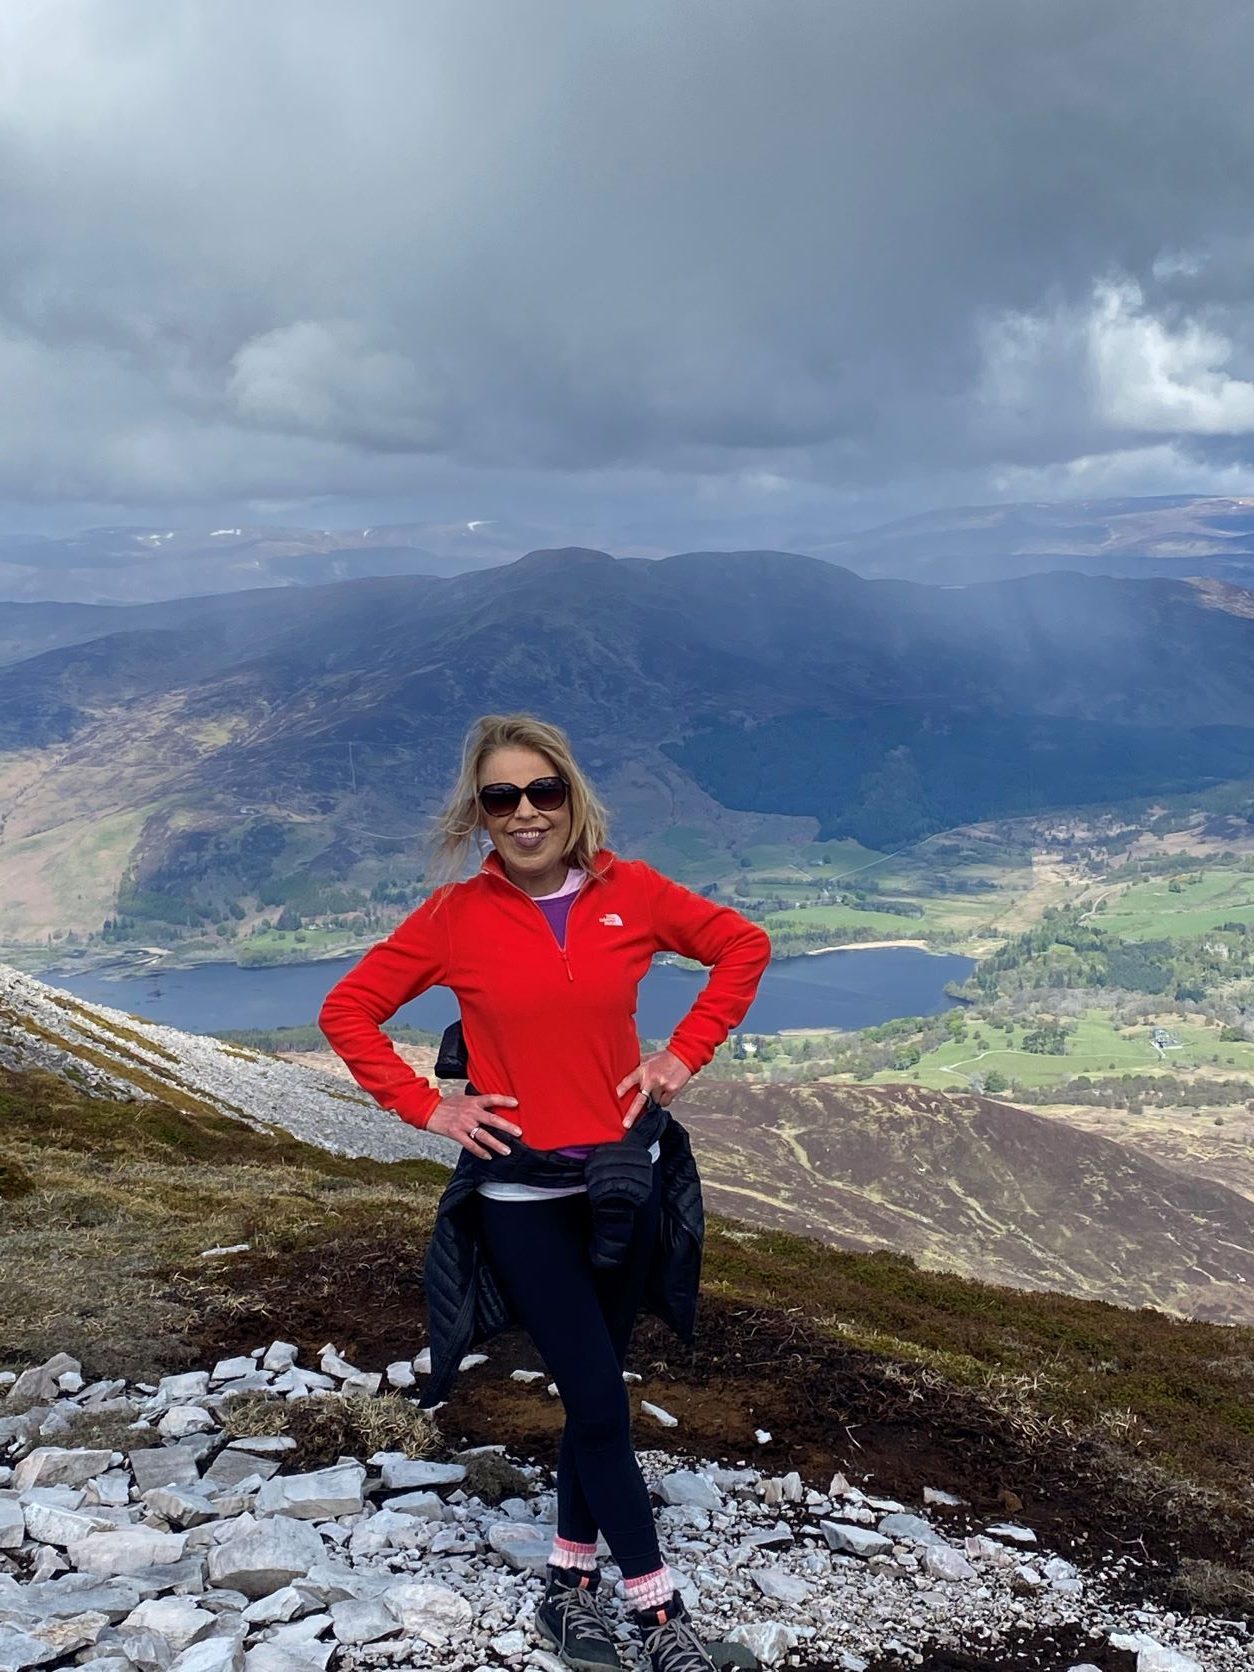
[2,1063,1252,1667]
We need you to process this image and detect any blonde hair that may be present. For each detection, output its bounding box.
[427,713,611,886]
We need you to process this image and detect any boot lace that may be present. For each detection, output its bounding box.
[641,1612,715,1672]
[550,1582,614,1645]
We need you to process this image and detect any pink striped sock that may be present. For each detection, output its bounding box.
[550,1535,599,1573]
[624,1565,675,1613]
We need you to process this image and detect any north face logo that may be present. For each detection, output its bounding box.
[599,913,624,926]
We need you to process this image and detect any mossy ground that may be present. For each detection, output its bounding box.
[1,1062,1250,1627]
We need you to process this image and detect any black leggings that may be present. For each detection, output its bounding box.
[477,1166,664,1579]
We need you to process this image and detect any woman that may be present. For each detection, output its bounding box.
[318,713,771,1672]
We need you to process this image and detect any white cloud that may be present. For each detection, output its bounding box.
[977,276,1254,452]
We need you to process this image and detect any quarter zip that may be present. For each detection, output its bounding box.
[484,858,599,982]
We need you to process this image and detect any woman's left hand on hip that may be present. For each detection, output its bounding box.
[618,1049,692,1127]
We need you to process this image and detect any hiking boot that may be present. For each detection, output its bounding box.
[631,1590,718,1672]
[535,1564,624,1671]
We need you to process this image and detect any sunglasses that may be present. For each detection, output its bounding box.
[477,775,570,818]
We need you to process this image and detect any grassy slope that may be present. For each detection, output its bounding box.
[2,1060,1252,1599]
[868,1010,1254,1090]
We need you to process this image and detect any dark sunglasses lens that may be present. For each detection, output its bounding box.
[479,784,521,816]
[525,777,568,811]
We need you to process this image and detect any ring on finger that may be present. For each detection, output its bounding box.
[469,1125,480,1142]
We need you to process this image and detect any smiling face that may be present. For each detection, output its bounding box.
[477,744,574,896]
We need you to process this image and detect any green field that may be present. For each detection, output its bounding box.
[763,895,990,943]
[868,1008,1254,1091]
[1096,869,1254,940]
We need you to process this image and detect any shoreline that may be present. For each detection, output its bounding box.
[800,937,932,955]
[10,934,943,983]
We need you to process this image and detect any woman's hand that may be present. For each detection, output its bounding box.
[426,1092,522,1158]
[617,1049,692,1128]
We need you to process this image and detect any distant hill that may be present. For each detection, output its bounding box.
[0,520,519,605]
[818,494,1254,586]
[6,548,1254,939]
[679,1079,1254,1324]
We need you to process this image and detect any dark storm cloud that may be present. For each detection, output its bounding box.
[5,0,1254,526]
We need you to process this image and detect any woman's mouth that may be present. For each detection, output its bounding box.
[508,828,548,851]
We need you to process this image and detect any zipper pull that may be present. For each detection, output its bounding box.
[562,949,573,982]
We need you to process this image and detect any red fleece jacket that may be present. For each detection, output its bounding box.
[317,847,771,1149]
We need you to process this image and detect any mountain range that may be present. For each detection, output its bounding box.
[9,494,1254,606]
[5,547,1254,939]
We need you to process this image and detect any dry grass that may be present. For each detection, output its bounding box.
[218,1389,441,1470]
[0,1064,447,1381]
[1171,1557,1254,1614]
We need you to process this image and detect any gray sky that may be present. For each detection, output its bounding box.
[5,0,1254,544]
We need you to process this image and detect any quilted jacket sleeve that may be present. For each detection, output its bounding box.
[641,863,771,1074]
[317,887,453,1128]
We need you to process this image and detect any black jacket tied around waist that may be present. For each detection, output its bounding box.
[417,1096,705,1409]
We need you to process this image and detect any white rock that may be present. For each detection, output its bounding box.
[5,1355,80,1405]
[380,1580,472,1638]
[256,1464,365,1521]
[270,1370,334,1398]
[68,1529,188,1576]
[242,1588,306,1625]
[13,1449,116,1492]
[158,1406,216,1439]
[153,1372,211,1409]
[123,1598,216,1653]
[90,1471,135,1509]
[339,1373,382,1397]
[210,1358,256,1385]
[641,1401,678,1428]
[382,1490,446,1520]
[0,1616,108,1670]
[509,1370,545,1384]
[329,1598,398,1645]
[411,1349,431,1375]
[751,1569,811,1604]
[820,1521,893,1558]
[921,1545,976,1582]
[168,1636,245,1672]
[458,1354,488,1370]
[143,1491,219,1531]
[384,1362,414,1389]
[128,1446,202,1494]
[490,1629,528,1656]
[205,1518,328,1599]
[1044,1555,1079,1583]
[378,1459,465,1491]
[0,1496,25,1549]
[22,1501,116,1546]
[1136,1644,1203,1672]
[227,1437,296,1456]
[984,1522,1037,1545]
[725,1622,799,1667]
[486,1521,550,1574]
[261,1344,298,1372]
[315,1346,354,1380]
[754,1429,772,1444]
[878,1513,944,1547]
[656,1471,723,1511]
[923,1486,967,1507]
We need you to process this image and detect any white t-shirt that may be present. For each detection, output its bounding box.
[475,866,660,1202]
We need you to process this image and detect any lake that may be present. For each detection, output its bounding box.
[49,944,973,1038]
